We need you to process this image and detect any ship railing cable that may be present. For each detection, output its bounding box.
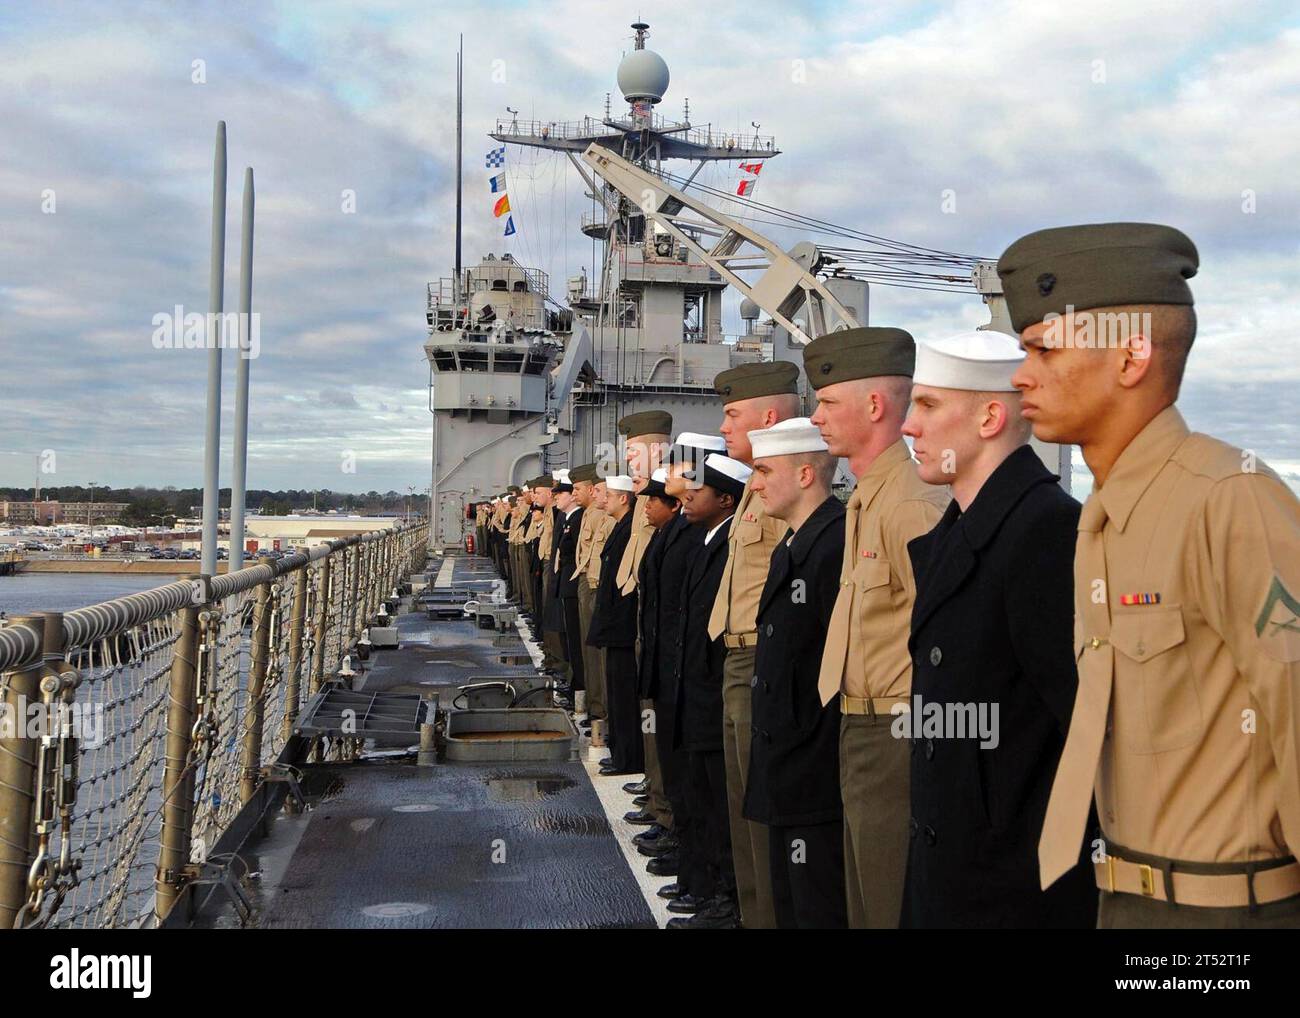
[1,523,429,928]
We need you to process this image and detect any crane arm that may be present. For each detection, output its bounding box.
[579,144,860,344]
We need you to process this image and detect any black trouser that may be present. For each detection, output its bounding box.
[654,698,705,897]
[561,595,584,692]
[686,747,735,905]
[604,647,644,774]
[768,820,848,929]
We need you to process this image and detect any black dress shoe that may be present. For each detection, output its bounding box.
[666,900,740,929]
[599,766,635,776]
[632,824,667,845]
[623,808,656,825]
[645,854,679,877]
[623,779,648,795]
[598,756,613,767]
[666,894,707,914]
[631,794,648,807]
[637,835,679,858]
[656,882,682,900]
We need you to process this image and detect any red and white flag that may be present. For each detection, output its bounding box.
[739,161,764,175]
[736,178,757,197]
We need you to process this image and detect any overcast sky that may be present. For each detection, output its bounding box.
[1,0,1296,497]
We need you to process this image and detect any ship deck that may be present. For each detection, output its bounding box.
[193,553,673,929]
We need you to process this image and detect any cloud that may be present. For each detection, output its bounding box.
[0,0,1297,495]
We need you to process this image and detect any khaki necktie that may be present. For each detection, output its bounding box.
[615,497,645,594]
[706,485,754,640]
[1038,493,1112,890]
[816,486,861,706]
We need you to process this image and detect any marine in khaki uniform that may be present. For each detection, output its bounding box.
[507,486,530,608]
[1005,223,1300,928]
[612,411,676,832]
[578,474,616,734]
[807,328,950,929]
[707,360,802,930]
[569,463,606,725]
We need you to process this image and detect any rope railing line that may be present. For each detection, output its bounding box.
[0,523,430,928]
[0,527,413,673]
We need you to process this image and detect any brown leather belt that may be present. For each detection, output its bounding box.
[722,631,759,650]
[1095,852,1300,908]
[840,693,910,717]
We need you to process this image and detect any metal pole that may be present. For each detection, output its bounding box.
[200,122,227,577]
[309,555,331,695]
[282,565,308,743]
[240,579,271,803]
[230,167,255,571]
[349,543,361,639]
[155,604,200,923]
[0,616,43,927]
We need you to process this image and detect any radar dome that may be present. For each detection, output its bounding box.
[617,48,670,104]
[739,298,760,320]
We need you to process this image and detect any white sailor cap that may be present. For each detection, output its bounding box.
[913,331,1025,392]
[605,474,635,493]
[650,467,669,483]
[674,432,727,454]
[702,453,752,500]
[747,417,828,460]
[551,468,574,492]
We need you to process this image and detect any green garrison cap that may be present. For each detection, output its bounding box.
[802,327,915,389]
[997,222,1199,333]
[507,485,522,494]
[569,463,599,483]
[713,361,800,404]
[528,475,553,489]
[617,410,673,438]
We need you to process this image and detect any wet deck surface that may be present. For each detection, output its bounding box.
[200,554,657,929]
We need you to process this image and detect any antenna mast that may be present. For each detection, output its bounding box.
[454,34,463,300]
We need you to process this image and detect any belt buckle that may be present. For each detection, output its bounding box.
[1138,863,1155,897]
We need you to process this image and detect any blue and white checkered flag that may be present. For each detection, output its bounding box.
[485,146,505,169]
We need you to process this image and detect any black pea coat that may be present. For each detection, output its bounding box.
[543,506,581,630]
[552,506,584,599]
[635,520,668,698]
[674,520,732,752]
[901,444,1097,929]
[743,496,846,827]
[587,510,637,648]
[637,513,697,698]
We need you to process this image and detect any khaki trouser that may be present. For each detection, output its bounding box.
[840,712,910,929]
[642,697,673,829]
[722,647,776,929]
[577,581,606,719]
[1098,889,1300,928]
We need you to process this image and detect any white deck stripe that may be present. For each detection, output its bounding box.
[434,557,455,588]
[511,613,672,927]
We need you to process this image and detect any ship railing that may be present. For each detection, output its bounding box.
[0,522,430,930]
[493,115,777,154]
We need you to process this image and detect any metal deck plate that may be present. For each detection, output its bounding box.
[294,688,428,739]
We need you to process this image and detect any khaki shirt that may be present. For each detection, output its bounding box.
[524,509,544,544]
[615,495,656,594]
[537,508,555,563]
[572,506,609,587]
[587,513,616,587]
[707,479,787,640]
[507,507,528,544]
[1039,407,1300,883]
[816,439,949,705]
